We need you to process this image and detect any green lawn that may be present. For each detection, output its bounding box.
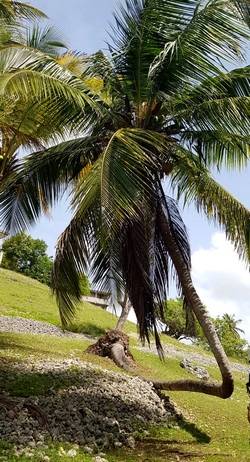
[1,267,250,461]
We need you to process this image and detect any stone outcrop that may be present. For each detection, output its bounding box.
[180,358,210,380]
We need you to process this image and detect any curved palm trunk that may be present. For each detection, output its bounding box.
[116,291,131,330]
[152,208,234,398]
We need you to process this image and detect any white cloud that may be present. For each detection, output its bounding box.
[191,232,250,342]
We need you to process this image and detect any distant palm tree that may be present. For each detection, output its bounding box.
[2,0,250,398]
[221,314,245,338]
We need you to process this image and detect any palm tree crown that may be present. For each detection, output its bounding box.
[2,0,250,397]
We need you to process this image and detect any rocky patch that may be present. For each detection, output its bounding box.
[0,358,180,453]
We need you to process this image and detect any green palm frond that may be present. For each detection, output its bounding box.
[171,149,250,262]
[0,167,47,233]
[0,46,107,132]
[25,24,69,55]
[0,1,46,46]
[83,51,122,99]
[229,0,250,26]
[0,152,19,182]
[109,0,250,104]
[172,66,250,135]
[52,215,90,327]
[180,130,250,170]
[1,126,168,236]
[0,132,106,233]
[0,0,47,23]
[0,96,71,155]
[109,0,159,103]
[52,204,124,327]
[165,66,250,169]
[109,0,197,102]
[24,135,102,183]
[149,0,250,96]
[71,128,170,233]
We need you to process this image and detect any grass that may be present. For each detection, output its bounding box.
[0,441,94,461]
[1,267,250,461]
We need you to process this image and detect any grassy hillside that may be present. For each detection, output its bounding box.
[0,267,125,332]
[1,267,250,462]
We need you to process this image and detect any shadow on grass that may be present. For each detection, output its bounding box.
[0,334,63,358]
[1,370,55,396]
[178,419,211,443]
[0,355,77,396]
[158,392,211,444]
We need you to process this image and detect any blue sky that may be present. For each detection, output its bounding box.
[27,1,250,341]
[31,0,118,54]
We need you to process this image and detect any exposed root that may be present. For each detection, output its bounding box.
[23,401,49,428]
[0,397,19,417]
[85,328,135,372]
[0,396,48,429]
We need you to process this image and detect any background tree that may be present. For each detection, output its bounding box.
[1,231,53,285]
[0,14,71,186]
[0,1,96,195]
[196,313,249,360]
[158,298,203,341]
[1,231,91,291]
[116,291,132,331]
[160,300,249,360]
[0,0,46,45]
[219,313,245,338]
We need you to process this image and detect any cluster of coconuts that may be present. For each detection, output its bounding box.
[162,162,173,175]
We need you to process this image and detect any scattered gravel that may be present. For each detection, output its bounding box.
[0,315,94,340]
[136,342,249,374]
[1,314,248,373]
[0,358,179,454]
[0,314,248,459]
[0,315,181,456]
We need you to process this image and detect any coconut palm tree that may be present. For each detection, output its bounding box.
[220,313,245,338]
[0,1,65,179]
[0,0,47,45]
[2,0,250,398]
[0,8,91,185]
[0,0,45,22]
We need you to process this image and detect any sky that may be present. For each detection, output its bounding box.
[24,1,250,343]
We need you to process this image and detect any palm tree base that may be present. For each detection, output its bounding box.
[85,329,135,372]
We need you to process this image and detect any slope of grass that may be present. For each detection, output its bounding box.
[1,267,250,462]
[0,267,137,336]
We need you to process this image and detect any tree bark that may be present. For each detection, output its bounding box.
[151,207,234,398]
[109,342,134,372]
[116,291,131,330]
[85,329,135,372]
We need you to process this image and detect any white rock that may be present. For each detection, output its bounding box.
[66,449,77,457]
[93,457,109,462]
[83,446,93,454]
